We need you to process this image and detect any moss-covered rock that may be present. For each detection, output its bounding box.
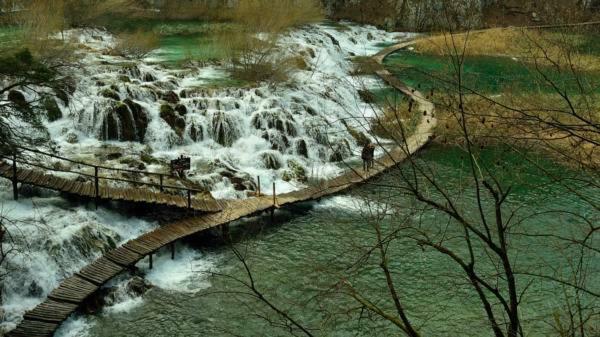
[162,90,180,104]
[260,151,283,170]
[282,160,307,183]
[100,88,120,101]
[44,97,62,122]
[123,98,148,141]
[160,104,185,137]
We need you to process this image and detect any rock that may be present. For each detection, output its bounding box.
[175,104,187,115]
[119,75,131,83]
[295,139,308,157]
[325,32,340,47]
[101,112,120,140]
[358,89,376,103]
[28,280,44,297]
[107,152,123,160]
[44,97,62,122]
[190,124,203,142]
[260,151,283,170]
[162,90,180,104]
[8,90,27,107]
[329,139,351,162]
[282,160,307,183]
[114,102,137,141]
[137,162,146,170]
[160,104,185,137]
[143,73,156,82]
[66,133,78,144]
[127,276,152,296]
[123,98,149,141]
[304,105,317,115]
[100,88,120,101]
[211,111,240,146]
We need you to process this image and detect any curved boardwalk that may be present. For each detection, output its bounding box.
[7,38,436,337]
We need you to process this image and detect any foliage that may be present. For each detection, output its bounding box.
[231,0,323,33]
[0,49,62,150]
[110,29,160,59]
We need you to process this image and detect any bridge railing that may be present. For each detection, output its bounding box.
[0,145,206,209]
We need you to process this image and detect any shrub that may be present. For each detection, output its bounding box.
[231,0,323,33]
[111,30,159,59]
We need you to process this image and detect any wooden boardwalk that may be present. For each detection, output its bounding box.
[0,157,223,213]
[7,38,436,337]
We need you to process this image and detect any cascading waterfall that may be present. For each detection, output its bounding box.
[41,23,406,199]
[0,22,411,335]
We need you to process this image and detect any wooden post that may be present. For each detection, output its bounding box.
[149,253,153,269]
[159,174,164,192]
[257,176,261,197]
[94,166,99,209]
[222,224,230,241]
[187,189,191,210]
[171,242,175,260]
[271,182,276,222]
[12,152,18,201]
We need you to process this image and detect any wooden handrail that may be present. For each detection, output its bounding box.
[0,148,206,195]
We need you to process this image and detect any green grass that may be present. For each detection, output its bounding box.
[384,49,600,94]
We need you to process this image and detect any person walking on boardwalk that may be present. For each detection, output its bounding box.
[361,143,376,172]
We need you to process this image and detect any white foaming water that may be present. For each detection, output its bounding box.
[0,180,158,333]
[139,245,217,293]
[38,23,406,199]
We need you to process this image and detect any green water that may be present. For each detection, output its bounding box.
[383,50,600,94]
[83,145,599,337]
[151,33,229,65]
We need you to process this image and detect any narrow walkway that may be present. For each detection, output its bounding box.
[0,147,222,212]
[7,38,436,337]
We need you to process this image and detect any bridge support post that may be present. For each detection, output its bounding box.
[12,152,18,201]
[149,253,153,269]
[221,224,230,241]
[257,176,261,196]
[94,166,99,209]
[171,242,175,260]
[159,174,164,192]
[271,182,276,222]
[187,190,191,211]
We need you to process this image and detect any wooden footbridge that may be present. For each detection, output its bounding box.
[6,38,435,337]
[0,146,223,212]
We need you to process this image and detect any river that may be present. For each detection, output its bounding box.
[57,145,599,337]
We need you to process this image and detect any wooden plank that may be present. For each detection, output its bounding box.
[77,257,124,285]
[104,246,142,266]
[48,275,97,303]
[124,239,156,255]
[6,319,59,337]
[23,299,78,323]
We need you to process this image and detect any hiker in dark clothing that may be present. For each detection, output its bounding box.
[361,143,376,171]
